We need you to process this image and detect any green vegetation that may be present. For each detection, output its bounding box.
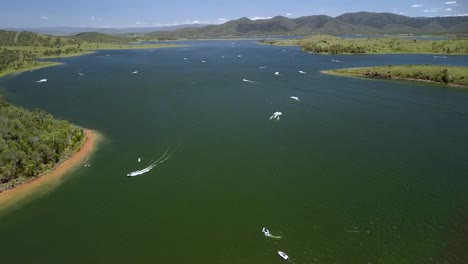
[0,30,177,77]
[264,35,468,54]
[0,95,86,192]
[70,32,130,44]
[322,65,468,88]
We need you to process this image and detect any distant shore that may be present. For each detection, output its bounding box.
[0,129,100,210]
[0,43,179,78]
[321,65,468,88]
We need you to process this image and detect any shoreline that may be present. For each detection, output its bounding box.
[0,43,180,78]
[0,61,63,78]
[0,129,100,211]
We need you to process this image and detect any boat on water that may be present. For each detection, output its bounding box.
[262,227,270,237]
[278,251,289,260]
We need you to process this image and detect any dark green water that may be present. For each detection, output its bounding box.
[1,41,468,264]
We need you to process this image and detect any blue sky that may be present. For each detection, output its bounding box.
[1,0,466,28]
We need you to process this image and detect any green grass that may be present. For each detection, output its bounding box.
[322,65,468,88]
[263,35,468,54]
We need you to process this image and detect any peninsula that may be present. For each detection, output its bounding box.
[322,65,468,88]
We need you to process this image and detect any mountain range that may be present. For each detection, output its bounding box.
[2,12,468,37]
[1,24,208,36]
[146,12,468,38]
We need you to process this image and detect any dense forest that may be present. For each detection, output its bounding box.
[0,95,85,192]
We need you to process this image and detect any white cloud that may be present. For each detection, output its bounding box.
[90,16,95,20]
[191,20,200,24]
[445,8,452,11]
[217,18,228,23]
[286,13,292,16]
[135,21,147,25]
[399,12,405,15]
[455,13,468,16]
[411,4,423,8]
[424,9,438,13]
[40,16,48,19]
[445,1,456,4]
[251,16,272,20]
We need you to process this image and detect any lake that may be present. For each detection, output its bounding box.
[1,40,467,264]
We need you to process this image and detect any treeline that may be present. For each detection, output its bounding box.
[326,65,468,88]
[301,41,366,54]
[266,35,468,54]
[364,67,450,83]
[0,30,79,47]
[0,95,85,191]
[0,48,37,72]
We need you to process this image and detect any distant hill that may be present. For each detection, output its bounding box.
[145,12,468,38]
[0,30,78,46]
[1,24,209,36]
[70,32,130,43]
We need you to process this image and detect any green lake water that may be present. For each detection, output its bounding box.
[0,41,467,263]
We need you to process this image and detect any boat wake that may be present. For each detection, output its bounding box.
[262,227,282,239]
[127,148,173,177]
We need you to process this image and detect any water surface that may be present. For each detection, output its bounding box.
[1,40,467,264]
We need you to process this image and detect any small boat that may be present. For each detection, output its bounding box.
[36,79,47,83]
[262,227,270,237]
[131,71,139,74]
[278,251,289,260]
[274,72,280,76]
[138,157,141,162]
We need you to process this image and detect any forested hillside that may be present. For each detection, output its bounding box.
[0,30,79,46]
[0,95,85,192]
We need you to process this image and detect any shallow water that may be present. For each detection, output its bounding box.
[1,41,468,264]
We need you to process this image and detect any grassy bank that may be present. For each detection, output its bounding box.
[263,35,468,54]
[322,65,468,88]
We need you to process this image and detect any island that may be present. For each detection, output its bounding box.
[322,65,468,88]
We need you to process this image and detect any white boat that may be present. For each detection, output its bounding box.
[36,79,47,83]
[131,71,139,74]
[278,251,289,260]
[274,72,280,76]
[262,227,270,237]
[138,157,141,162]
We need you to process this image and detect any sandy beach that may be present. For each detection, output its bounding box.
[0,129,100,211]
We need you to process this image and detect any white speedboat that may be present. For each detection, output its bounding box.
[278,251,289,260]
[262,227,270,237]
[36,79,47,83]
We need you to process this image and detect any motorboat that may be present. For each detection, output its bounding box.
[262,227,270,237]
[278,251,289,260]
